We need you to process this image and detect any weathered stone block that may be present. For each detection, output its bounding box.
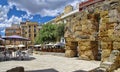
[90,35,96,41]
[79,55,90,60]
[102,49,111,58]
[101,41,112,49]
[100,11,109,18]
[65,50,77,57]
[99,36,113,41]
[108,29,114,37]
[79,46,91,51]
[101,57,109,62]
[113,36,120,41]
[75,26,82,31]
[65,45,77,50]
[113,42,120,49]
[101,17,109,23]
[109,9,120,22]
[99,30,108,37]
[78,41,98,60]
[84,50,93,57]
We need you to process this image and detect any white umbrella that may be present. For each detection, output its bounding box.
[18,44,25,47]
[6,45,14,48]
[46,43,53,46]
[45,43,54,48]
[0,45,5,48]
[54,42,65,46]
[34,44,41,47]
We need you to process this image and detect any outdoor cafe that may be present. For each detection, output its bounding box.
[0,35,32,61]
[35,42,65,53]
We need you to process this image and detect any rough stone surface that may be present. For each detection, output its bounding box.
[64,0,120,71]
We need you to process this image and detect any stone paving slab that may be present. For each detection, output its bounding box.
[0,54,100,72]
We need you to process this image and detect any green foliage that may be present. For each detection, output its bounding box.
[56,24,65,41]
[35,24,56,44]
[35,23,65,44]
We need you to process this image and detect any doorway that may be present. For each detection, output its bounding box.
[71,41,79,57]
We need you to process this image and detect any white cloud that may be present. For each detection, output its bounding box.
[0,5,22,36]
[41,9,62,17]
[22,14,33,20]
[0,15,22,28]
[1,29,5,33]
[0,5,10,28]
[8,0,84,16]
[0,6,9,22]
[7,15,22,24]
[0,5,22,27]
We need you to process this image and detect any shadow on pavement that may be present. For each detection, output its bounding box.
[0,57,36,62]
[10,57,36,61]
[26,68,58,72]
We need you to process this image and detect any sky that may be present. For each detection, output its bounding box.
[0,0,85,36]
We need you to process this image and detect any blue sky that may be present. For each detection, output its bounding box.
[0,0,84,36]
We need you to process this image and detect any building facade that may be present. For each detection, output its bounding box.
[20,21,39,45]
[5,21,40,45]
[5,24,21,45]
[5,24,21,36]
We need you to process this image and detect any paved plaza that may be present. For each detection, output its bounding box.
[0,54,100,72]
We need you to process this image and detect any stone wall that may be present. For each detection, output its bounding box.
[99,0,120,63]
[64,4,100,60]
[78,41,98,60]
[64,0,120,67]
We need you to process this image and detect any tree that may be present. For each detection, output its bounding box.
[35,24,57,44]
[56,24,65,41]
[35,23,65,44]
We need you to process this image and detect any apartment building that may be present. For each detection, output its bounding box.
[20,21,39,45]
[5,24,21,45]
[5,24,21,36]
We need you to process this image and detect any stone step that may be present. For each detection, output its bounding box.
[98,67,107,71]
[90,67,106,72]
[100,62,113,68]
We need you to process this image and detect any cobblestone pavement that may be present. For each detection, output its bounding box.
[0,54,100,72]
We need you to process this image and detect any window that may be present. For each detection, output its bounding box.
[29,29,31,33]
[34,26,36,28]
[14,30,16,33]
[34,34,36,37]
[34,29,36,32]
[29,34,31,37]
[29,26,31,28]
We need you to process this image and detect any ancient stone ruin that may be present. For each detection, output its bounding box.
[64,0,120,71]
